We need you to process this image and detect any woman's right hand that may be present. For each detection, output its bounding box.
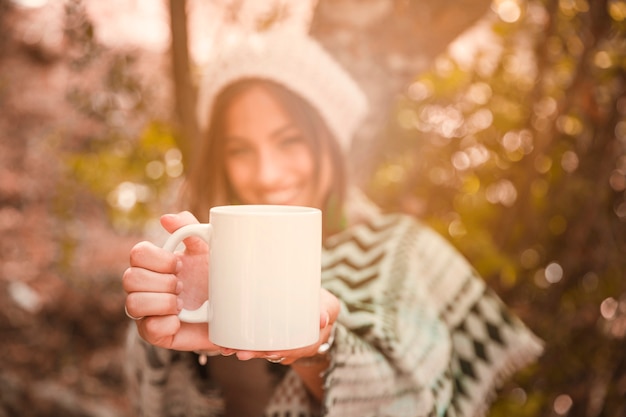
[122,211,222,353]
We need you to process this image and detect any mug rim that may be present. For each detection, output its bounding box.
[210,204,320,215]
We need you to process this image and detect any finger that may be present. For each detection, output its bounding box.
[129,241,179,273]
[235,291,341,363]
[160,211,208,254]
[138,316,217,352]
[235,351,258,361]
[126,292,181,318]
[122,267,182,294]
[235,350,293,363]
[137,315,180,348]
[254,345,317,365]
[219,348,237,356]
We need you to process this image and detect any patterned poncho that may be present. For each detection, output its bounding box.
[125,198,543,417]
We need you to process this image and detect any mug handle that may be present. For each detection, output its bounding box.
[162,223,213,324]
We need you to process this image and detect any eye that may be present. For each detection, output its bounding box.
[279,135,305,148]
[226,143,252,157]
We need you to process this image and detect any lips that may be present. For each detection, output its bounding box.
[262,188,300,205]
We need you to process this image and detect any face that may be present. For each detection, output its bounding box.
[222,85,333,208]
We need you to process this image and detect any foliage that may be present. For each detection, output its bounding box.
[367,0,626,416]
[60,0,182,234]
[65,122,182,232]
[56,0,626,415]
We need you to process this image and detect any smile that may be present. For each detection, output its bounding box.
[263,188,300,205]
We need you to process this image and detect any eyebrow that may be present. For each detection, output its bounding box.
[224,123,300,144]
[270,124,299,139]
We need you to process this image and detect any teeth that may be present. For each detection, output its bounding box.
[264,189,298,205]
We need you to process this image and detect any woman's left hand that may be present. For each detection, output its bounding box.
[222,288,341,365]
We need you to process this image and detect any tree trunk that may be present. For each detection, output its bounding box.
[169,0,199,171]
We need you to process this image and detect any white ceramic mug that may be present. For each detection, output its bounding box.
[162,205,321,351]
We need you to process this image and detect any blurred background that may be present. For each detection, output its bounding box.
[0,0,624,416]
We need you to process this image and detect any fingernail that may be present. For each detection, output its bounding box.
[175,280,183,294]
[175,259,183,273]
[322,312,330,329]
[177,298,184,312]
[265,354,286,363]
[237,352,254,361]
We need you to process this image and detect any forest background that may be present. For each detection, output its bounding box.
[0,0,625,416]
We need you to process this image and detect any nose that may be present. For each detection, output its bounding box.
[256,148,282,187]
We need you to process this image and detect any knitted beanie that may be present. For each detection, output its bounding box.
[196,30,369,151]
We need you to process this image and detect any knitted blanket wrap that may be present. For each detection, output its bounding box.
[125,212,543,417]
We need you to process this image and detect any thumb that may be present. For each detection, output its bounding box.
[160,211,199,232]
[320,288,341,329]
[160,211,207,253]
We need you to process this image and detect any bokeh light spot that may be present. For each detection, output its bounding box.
[545,262,564,284]
[582,272,599,292]
[521,248,540,269]
[502,131,522,152]
[594,50,613,69]
[165,148,184,178]
[493,0,522,23]
[534,96,558,118]
[609,0,626,21]
[559,0,589,16]
[467,109,493,132]
[448,219,467,237]
[561,150,579,173]
[408,81,433,102]
[616,121,626,142]
[384,164,406,183]
[553,394,573,415]
[452,152,471,171]
[534,154,553,173]
[614,201,626,219]
[510,387,528,405]
[468,144,490,166]
[609,170,626,191]
[466,82,492,105]
[146,160,165,180]
[534,268,550,288]
[486,179,517,206]
[601,297,618,319]
[557,114,583,136]
[420,105,464,138]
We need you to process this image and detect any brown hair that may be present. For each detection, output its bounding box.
[184,79,347,236]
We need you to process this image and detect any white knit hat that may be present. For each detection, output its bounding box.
[196,30,368,151]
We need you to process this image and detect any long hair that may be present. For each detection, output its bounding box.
[184,79,347,236]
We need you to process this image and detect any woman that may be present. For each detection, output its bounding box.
[123,30,543,417]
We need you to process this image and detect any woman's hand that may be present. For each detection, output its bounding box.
[123,211,220,353]
[123,211,341,370]
[227,288,341,365]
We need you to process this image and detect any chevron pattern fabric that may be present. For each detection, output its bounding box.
[316,213,543,417]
